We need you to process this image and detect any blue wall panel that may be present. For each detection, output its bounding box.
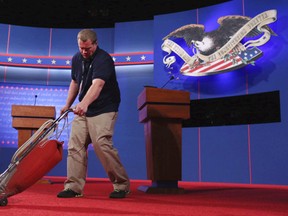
[242,0,288,185]
[48,68,71,86]
[0,24,9,52]
[49,28,80,56]
[5,67,48,85]
[114,20,153,53]
[200,126,250,183]
[250,123,288,185]
[9,26,50,55]
[0,66,5,82]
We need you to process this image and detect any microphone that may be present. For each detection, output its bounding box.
[34,95,38,106]
[161,75,175,88]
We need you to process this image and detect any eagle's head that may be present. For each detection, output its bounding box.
[192,36,214,54]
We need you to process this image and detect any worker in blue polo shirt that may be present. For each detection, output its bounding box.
[57,29,130,199]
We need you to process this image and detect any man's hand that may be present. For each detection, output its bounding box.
[60,105,70,115]
[73,103,88,116]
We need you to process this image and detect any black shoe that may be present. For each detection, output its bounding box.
[109,189,130,198]
[57,189,83,198]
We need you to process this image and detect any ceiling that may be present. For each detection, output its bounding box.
[0,0,230,28]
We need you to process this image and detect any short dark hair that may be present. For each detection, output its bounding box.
[77,29,97,44]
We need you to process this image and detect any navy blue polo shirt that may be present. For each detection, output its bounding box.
[71,47,120,117]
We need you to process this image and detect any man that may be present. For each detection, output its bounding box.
[57,29,130,199]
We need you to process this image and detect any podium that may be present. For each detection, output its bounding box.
[137,87,190,193]
[11,105,56,148]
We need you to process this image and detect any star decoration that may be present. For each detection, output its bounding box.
[0,52,153,68]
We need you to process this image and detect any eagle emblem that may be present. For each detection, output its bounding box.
[161,10,277,77]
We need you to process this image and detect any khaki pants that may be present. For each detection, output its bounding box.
[64,112,130,194]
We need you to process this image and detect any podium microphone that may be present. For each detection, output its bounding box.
[161,75,175,88]
[34,95,38,106]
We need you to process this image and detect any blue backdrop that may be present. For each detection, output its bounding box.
[0,0,288,185]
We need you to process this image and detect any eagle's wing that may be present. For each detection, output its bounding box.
[217,15,276,38]
[162,24,205,47]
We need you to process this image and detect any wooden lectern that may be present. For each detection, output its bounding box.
[11,105,56,148]
[137,87,190,193]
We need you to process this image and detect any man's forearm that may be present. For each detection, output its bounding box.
[66,80,79,107]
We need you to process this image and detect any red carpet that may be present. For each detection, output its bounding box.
[1,177,288,216]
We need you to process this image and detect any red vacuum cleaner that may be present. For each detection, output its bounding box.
[0,108,72,206]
